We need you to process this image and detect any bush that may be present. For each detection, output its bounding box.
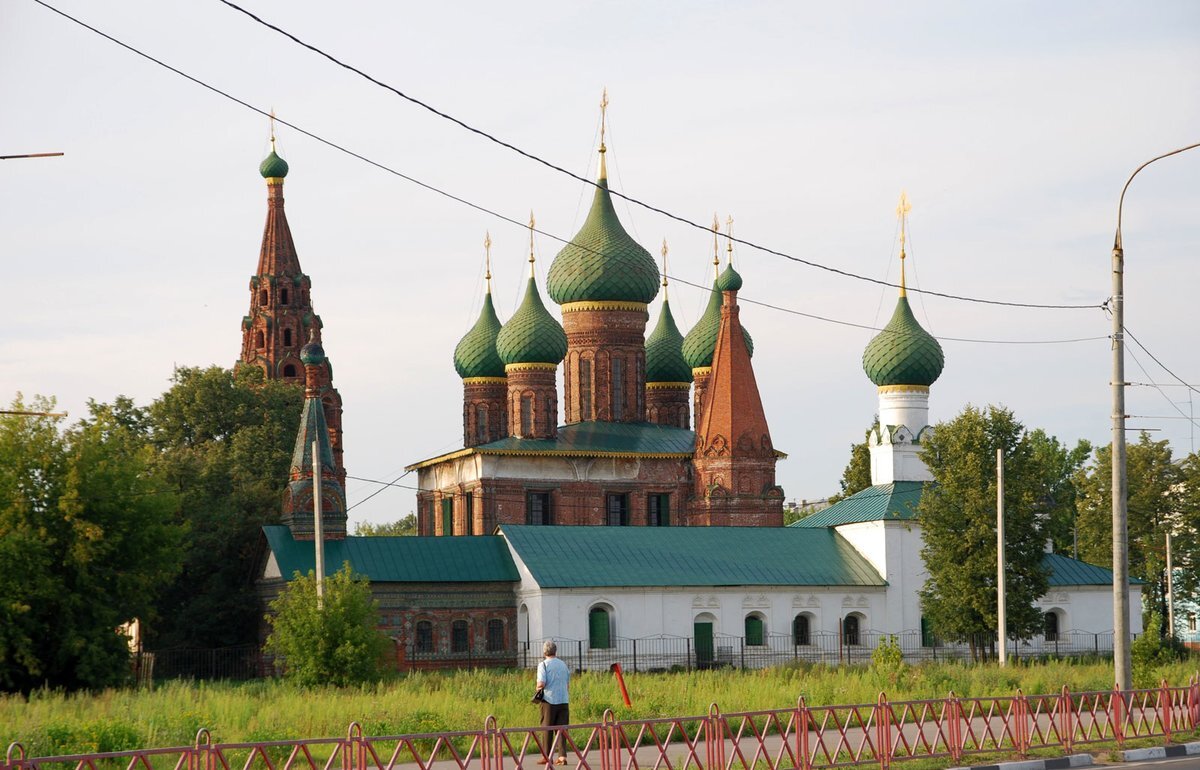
[264,563,390,687]
[1131,612,1185,688]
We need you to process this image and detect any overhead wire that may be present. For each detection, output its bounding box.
[29,0,1109,347]
[208,0,1102,311]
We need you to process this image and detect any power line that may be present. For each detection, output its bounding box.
[30,1,1109,347]
[209,0,1100,311]
[1123,326,1200,397]
[1124,343,1200,432]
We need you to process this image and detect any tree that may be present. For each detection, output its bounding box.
[0,395,183,691]
[145,366,303,649]
[1075,434,1185,636]
[828,419,878,504]
[264,563,390,687]
[1025,429,1092,556]
[355,514,417,536]
[919,405,1051,659]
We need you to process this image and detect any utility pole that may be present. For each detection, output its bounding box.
[1166,531,1174,639]
[997,447,1007,666]
[312,439,325,611]
[1111,140,1200,691]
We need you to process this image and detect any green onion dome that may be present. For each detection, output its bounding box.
[681,283,754,369]
[496,278,567,365]
[862,296,944,387]
[260,149,289,179]
[453,292,505,378]
[546,177,660,304]
[645,300,692,383]
[300,339,325,365]
[716,263,743,292]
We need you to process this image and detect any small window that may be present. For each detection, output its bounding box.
[255,330,265,349]
[648,493,670,526]
[606,493,629,526]
[486,619,505,652]
[611,357,624,420]
[589,607,611,649]
[579,358,592,420]
[465,492,475,535]
[793,614,811,646]
[475,404,488,443]
[260,288,268,305]
[843,614,861,646]
[527,492,552,526]
[281,288,289,305]
[520,394,534,436]
[1044,611,1059,642]
[283,364,297,377]
[1188,613,1197,633]
[442,498,454,536]
[451,620,469,653]
[745,615,765,646]
[415,621,434,653]
[284,328,293,346]
[426,499,436,536]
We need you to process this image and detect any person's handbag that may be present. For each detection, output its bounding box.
[532,688,545,704]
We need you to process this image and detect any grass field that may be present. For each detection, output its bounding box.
[2,659,1197,758]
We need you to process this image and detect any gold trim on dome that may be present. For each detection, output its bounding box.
[646,381,691,390]
[561,300,647,313]
[877,384,930,394]
[505,362,558,373]
[463,376,507,384]
[692,366,712,377]
[265,177,285,184]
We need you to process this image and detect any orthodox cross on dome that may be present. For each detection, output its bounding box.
[527,211,537,277]
[598,87,610,177]
[711,213,721,279]
[896,190,911,297]
[661,238,670,299]
[725,215,735,266]
[484,230,493,292]
[269,109,277,151]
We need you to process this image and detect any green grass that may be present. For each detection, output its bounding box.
[2,660,1196,759]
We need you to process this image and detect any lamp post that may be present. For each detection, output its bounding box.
[1111,141,1199,691]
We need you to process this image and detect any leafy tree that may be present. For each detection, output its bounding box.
[919,405,1050,659]
[1075,434,1184,637]
[828,418,878,504]
[355,514,417,536]
[264,563,390,686]
[1025,429,1092,556]
[0,395,183,691]
[145,366,303,649]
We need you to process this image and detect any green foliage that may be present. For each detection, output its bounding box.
[0,395,184,692]
[1131,612,1185,688]
[264,563,390,687]
[354,514,417,537]
[146,366,303,648]
[1024,429,1091,556]
[828,419,878,505]
[870,635,906,684]
[919,405,1051,656]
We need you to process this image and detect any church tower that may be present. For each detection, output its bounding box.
[281,336,347,540]
[690,253,783,527]
[547,91,660,424]
[239,137,345,481]
[644,241,692,428]
[454,233,507,446]
[861,193,945,483]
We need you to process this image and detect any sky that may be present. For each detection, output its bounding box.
[2,0,1198,529]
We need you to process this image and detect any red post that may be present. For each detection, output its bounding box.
[876,692,892,770]
[708,704,724,770]
[797,697,812,770]
[1059,686,1074,754]
[610,663,633,708]
[1190,675,1199,730]
[1113,685,1125,748]
[1160,679,1173,743]
[1015,689,1029,758]
[947,692,963,764]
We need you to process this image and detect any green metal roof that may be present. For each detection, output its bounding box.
[681,283,753,369]
[454,291,505,378]
[500,525,886,588]
[547,177,660,304]
[263,525,519,582]
[645,300,692,383]
[1044,552,1143,586]
[260,149,289,179]
[716,263,743,292]
[793,482,926,527]
[496,277,567,365]
[862,296,944,387]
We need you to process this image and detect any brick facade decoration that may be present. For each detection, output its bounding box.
[463,378,507,446]
[690,281,785,527]
[239,162,345,481]
[505,365,558,439]
[561,304,649,424]
[646,383,691,429]
[691,367,712,423]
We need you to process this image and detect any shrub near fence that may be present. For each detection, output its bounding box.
[5,678,1198,770]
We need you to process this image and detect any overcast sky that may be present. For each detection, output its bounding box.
[2,0,1198,528]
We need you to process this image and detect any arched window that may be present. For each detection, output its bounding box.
[579,357,592,420]
[475,404,488,443]
[283,364,297,378]
[611,357,624,420]
[792,614,811,646]
[589,606,612,649]
[281,288,289,305]
[486,619,505,652]
[283,328,293,347]
[520,394,534,436]
[415,621,434,653]
[843,614,862,646]
[745,614,765,646]
[255,330,265,349]
[451,620,469,653]
[260,288,268,305]
[518,604,529,645]
[1044,611,1060,642]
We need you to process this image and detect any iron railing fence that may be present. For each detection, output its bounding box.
[136,645,263,682]
[6,678,1198,770]
[515,629,1123,672]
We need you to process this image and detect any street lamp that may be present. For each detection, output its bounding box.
[1111,141,1199,691]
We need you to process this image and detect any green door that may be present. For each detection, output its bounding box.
[441,498,453,536]
[745,616,764,646]
[589,608,611,649]
[694,622,714,668]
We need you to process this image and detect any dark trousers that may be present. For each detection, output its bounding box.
[540,701,570,758]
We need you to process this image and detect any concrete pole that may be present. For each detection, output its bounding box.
[1111,240,1131,690]
[997,447,1007,666]
[1166,531,1175,639]
[313,439,325,611]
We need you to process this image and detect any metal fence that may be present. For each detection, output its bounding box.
[136,645,263,682]
[6,678,1198,770]
[513,629,1122,672]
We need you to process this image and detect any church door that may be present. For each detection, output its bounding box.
[694,622,714,669]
